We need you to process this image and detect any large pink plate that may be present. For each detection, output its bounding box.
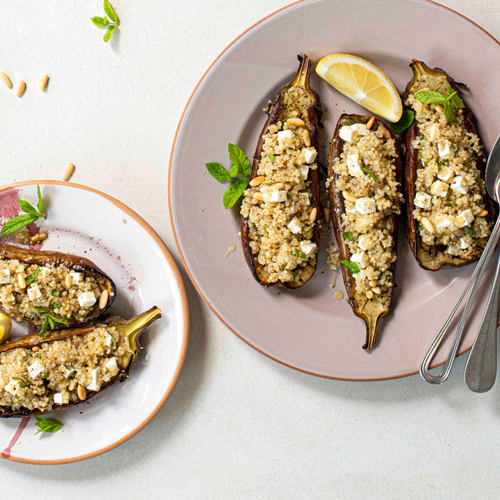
[169,0,500,380]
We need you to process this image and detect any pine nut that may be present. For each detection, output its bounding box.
[77,385,86,400]
[435,104,444,113]
[287,117,306,127]
[453,157,464,165]
[366,116,376,130]
[302,129,311,147]
[99,290,109,310]
[0,72,12,89]
[249,176,265,187]
[478,209,488,217]
[323,207,330,223]
[372,286,382,295]
[254,192,264,201]
[342,191,357,203]
[62,162,75,182]
[16,81,26,97]
[39,75,49,91]
[366,290,374,299]
[421,217,435,234]
[309,207,317,223]
[65,274,73,289]
[18,274,26,289]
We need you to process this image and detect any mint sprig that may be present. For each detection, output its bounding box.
[206,144,251,209]
[35,416,63,435]
[414,87,465,123]
[1,185,46,235]
[92,1,119,42]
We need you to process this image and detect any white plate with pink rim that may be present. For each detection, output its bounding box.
[0,180,189,464]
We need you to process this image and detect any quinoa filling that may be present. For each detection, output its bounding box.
[407,94,492,257]
[0,259,108,324]
[0,326,128,412]
[331,122,402,302]
[240,118,319,284]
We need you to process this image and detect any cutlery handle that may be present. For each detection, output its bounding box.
[464,251,500,392]
[419,216,500,384]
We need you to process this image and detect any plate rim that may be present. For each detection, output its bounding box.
[168,0,499,381]
[0,180,190,465]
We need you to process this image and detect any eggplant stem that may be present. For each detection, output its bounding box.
[363,315,380,350]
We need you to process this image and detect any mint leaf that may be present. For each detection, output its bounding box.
[444,102,456,123]
[340,260,360,274]
[103,0,119,23]
[414,90,446,104]
[18,200,38,216]
[91,16,109,27]
[206,162,231,182]
[103,24,118,42]
[342,232,353,241]
[228,144,251,176]
[389,110,414,134]
[1,214,39,235]
[35,416,63,435]
[223,178,247,209]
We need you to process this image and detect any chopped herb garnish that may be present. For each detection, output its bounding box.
[51,290,61,297]
[447,201,456,209]
[361,167,378,182]
[464,226,475,237]
[293,251,308,259]
[389,110,414,134]
[342,232,353,241]
[340,260,360,274]
[26,268,41,285]
[1,185,46,235]
[269,154,275,161]
[34,416,63,435]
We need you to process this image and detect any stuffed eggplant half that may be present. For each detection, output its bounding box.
[328,115,403,350]
[403,60,494,270]
[0,244,116,329]
[240,55,321,289]
[0,306,161,417]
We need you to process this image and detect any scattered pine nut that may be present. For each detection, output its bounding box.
[99,290,109,310]
[366,116,376,130]
[249,176,265,187]
[287,117,306,127]
[0,72,12,89]
[16,81,26,97]
[309,207,318,223]
[39,75,49,91]
[62,162,75,181]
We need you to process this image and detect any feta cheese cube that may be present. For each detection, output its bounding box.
[0,269,10,285]
[303,147,317,164]
[358,235,374,251]
[27,286,42,301]
[457,209,474,228]
[4,379,20,396]
[355,197,376,215]
[86,368,100,391]
[287,217,302,235]
[268,190,287,203]
[438,141,452,158]
[299,193,310,206]
[300,164,310,179]
[414,192,431,209]
[437,166,453,182]
[346,153,363,177]
[351,252,369,269]
[451,175,468,195]
[105,357,119,374]
[104,332,115,348]
[431,180,449,198]
[460,237,470,249]
[436,217,452,231]
[70,271,83,284]
[300,240,317,256]
[78,291,97,309]
[53,392,69,405]
[28,360,45,378]
[278,130,293,149]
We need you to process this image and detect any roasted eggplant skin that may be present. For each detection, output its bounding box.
[0,243,116,326]
[328,114,403,350]
[241,55,322,289]
[0,306,161,417]
[402,59,496,271]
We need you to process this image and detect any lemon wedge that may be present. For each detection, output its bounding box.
[316,54,403,122]
[0,313,11,344]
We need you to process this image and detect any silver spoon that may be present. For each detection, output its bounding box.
[420,132,500,385]
[464,136,500,392]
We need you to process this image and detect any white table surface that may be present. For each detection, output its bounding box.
[1,0,500,498]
